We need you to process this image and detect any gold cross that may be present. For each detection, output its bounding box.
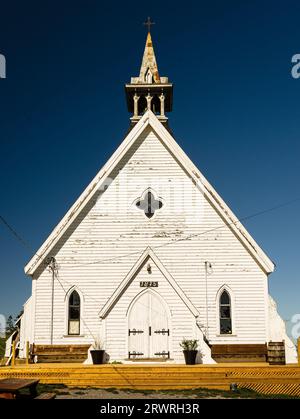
[143,17,155,32]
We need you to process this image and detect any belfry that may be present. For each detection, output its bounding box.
[125,20,173,126]
[8,19,297,367]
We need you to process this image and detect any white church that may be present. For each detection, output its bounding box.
[14,29,296,364]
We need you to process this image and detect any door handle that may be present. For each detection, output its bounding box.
[149,326,151,336]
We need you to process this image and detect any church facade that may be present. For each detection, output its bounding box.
[17,31,296,364]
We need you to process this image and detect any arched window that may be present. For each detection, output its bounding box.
[68,290,80,335]
[219,290,232,334]
[145,68,153,83]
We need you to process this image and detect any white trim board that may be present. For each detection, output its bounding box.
[98,246,200,319]
[25,110,275,276]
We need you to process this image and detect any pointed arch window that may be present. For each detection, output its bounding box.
[145,68,153,83]
[68,290,80,335]
[219,290,232,335]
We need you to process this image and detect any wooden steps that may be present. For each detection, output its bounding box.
[32,345,90,364]
[267,342,285,365]
[211,344,268,363]
[0,364,300,395]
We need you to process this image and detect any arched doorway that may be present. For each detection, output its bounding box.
[127,290,170,360]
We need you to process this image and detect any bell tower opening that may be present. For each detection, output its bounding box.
[125,18,173,127]
[145,68,153,83]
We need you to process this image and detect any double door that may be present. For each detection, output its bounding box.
[128,291,170,359]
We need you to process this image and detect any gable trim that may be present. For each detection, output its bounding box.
[98,247,200,319]
[25,110,275,275]
[24,113,152,275]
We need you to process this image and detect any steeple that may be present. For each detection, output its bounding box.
[125,19,173,126]
[138,32,160,84]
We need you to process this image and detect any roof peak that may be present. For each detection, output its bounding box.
[25,110,275,276]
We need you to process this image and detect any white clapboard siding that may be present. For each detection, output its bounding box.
[105,259,196,362]
[31,126,268,357]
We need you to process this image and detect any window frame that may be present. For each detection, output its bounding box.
[219,290,232,335]
[135,188,164,220]
[68,290,81,336]
[216,286,235,336]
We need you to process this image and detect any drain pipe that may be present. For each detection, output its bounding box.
[204,261,212,340]
[48,257,57,345]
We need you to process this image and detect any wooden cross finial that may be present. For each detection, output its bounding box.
[143,17,155,32]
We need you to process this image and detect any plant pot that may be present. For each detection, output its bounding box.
[90,349,105,364]
[183,350,198,365]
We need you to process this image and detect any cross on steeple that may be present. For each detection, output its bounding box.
[143,16,155,33]
[125,21,173,126]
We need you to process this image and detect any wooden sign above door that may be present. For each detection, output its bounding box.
[140,281,158,287]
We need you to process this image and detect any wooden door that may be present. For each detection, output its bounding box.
[150,292,169,359]
[128,291,169,360]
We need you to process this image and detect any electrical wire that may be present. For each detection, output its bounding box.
[1,197,300,270]
[2,198,299,332]
[0,215,32,251]
[56,196,300,269]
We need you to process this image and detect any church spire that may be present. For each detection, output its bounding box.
[125,19,173,126]
[138,31,161,84]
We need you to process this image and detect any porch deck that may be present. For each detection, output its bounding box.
[0,363,300,396]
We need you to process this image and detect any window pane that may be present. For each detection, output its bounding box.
[136,190,163,219]
[219,289,232,334]
[220,290,230,305]
[220,319,232,334]
[69,291,80,306]
[68,320,80,335]
[69,306,80,320]
[220,306,231,319]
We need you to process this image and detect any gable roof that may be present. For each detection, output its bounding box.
[25,110,275,275]
[99,247,200,318]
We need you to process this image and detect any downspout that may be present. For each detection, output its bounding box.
[204,261,212,341]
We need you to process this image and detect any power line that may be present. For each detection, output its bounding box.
[1,196,299,321]
[0,215,32,250]
[58,196,300,269]
[0,215,53,268]
[1,196,300,270]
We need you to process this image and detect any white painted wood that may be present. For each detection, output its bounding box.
[128,291,150,358]
[18,297,33,358]
[100,247,199,319]
[18,113,289,363]
[150,292,169,358]
[25,111,274,276]
[128,290,170,359]
[268,295,297,363]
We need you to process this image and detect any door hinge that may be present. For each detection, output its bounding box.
[128,351,144,358]
[154,351,170,358]
[128,329,144,336]
[154,328,170,336]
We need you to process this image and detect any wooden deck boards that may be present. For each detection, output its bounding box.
[0,363,299,396]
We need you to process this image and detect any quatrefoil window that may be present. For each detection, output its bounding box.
[136,190,163,219]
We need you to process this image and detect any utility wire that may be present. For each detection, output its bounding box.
[1,198,300,326]
[58,196,300,269]
[1,196,300,270]
[0,215,32,250]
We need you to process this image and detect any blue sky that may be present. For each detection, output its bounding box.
[0,0,299,338]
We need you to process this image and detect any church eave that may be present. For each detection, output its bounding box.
[98,247,200,319]
[24,110,275,277]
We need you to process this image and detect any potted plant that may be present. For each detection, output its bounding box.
[90,339,105,365]
[180,339,199,365]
